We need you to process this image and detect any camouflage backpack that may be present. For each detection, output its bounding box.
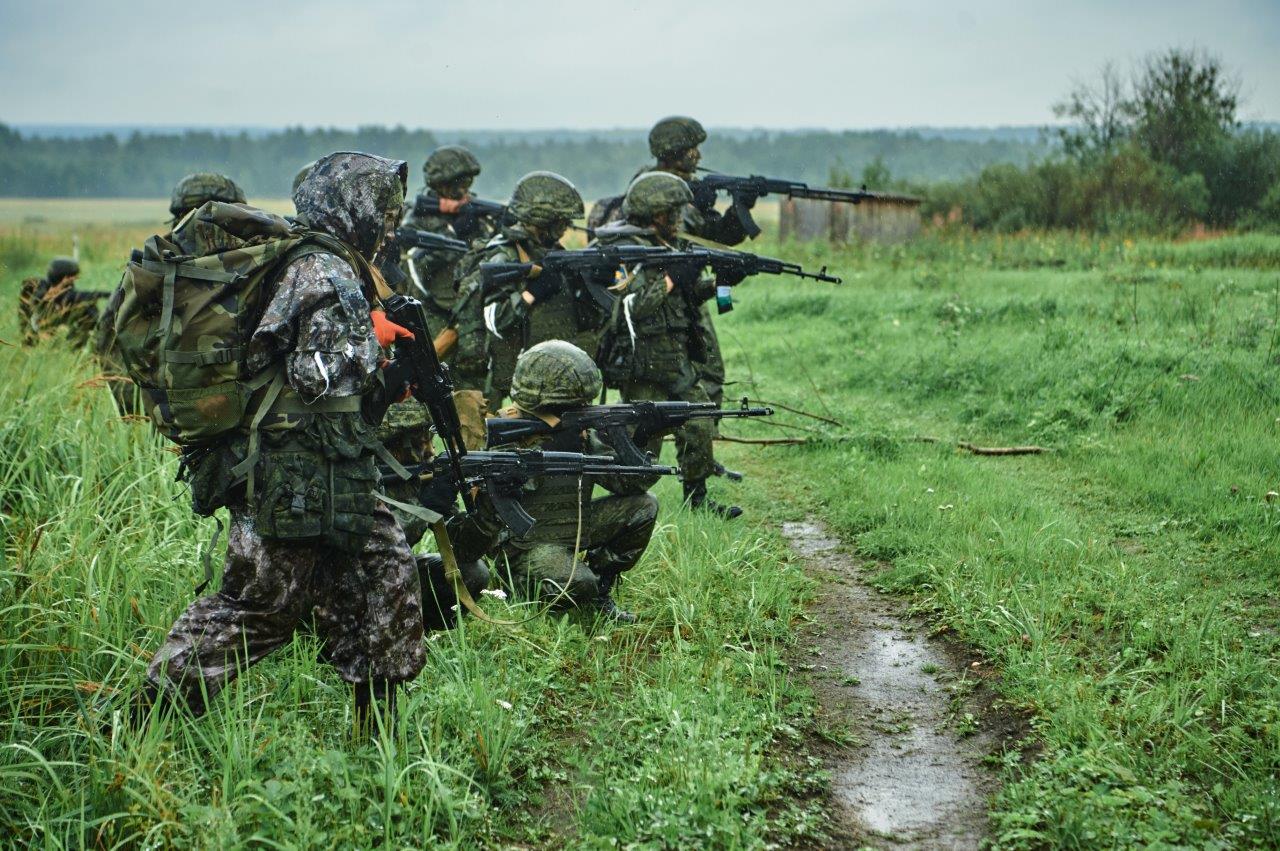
[114,201,371,446]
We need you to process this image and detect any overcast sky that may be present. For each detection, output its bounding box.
[2,0,1277,129]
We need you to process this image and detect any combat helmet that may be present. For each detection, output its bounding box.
[510,340,602,412]
[648,116,707,159]
[424,145,482,189]
[169,172,246,219]
[508,171,584,229]
[46,257,80,284]
[622,171,693,221]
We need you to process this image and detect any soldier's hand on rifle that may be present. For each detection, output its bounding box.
[522,268,561,304]
[370,310,415,347]
[715,265,749,287]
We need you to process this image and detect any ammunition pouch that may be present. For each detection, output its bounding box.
[253,448,379,552]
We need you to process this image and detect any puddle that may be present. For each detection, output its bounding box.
[782,520,995,849]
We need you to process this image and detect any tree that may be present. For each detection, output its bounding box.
[1129,47,1239,174]
[1053,62,1130,162]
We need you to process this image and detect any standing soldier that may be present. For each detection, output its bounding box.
[453,171,584,407]
[491,341,660,622]
[590,117,747,408]
[137,153,426,730]
[595,172,748,518]
[400,146,494,327]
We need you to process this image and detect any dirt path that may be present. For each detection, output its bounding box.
[783,519,1003,849]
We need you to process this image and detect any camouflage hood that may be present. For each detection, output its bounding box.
[292,152,408,259]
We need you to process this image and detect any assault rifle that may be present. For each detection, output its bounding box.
[478,243,839,309]
[478,244,676,308]
[382,294,473,510]
[387,449,676,536]
[394,226,469,255]
[689,169,897,239]
[486,397,774,467]
[411,192,515,238]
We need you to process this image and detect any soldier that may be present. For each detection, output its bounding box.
[453,171,585,406]
[491,340,660,623]
[93,172,248,413]
[400,146,494,326]
[590,116,749,409]
[595,172,748,518]
[138,152,426,730]
[18,257,108,347]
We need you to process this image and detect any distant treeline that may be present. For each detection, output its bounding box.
[915,50,1280,232]
[0,123,1044,201]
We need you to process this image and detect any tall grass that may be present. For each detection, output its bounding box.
[0,228,822,847]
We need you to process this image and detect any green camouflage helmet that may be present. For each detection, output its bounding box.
[291,161,316,196]
[424,145,482,189]
[46,256,80,283]
[509,171,584,228]
[622,171,693,221]
[648,116,707,159]
[511,340,602,412]
[169,172,246,218]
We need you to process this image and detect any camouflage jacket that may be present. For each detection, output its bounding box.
[399,200,493,313]
[594,223,715,385]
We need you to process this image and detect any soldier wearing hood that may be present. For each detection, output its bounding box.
[140,152,427,731]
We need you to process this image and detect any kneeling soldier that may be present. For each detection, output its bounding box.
[491,340,660,623]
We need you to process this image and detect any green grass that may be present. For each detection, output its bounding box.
[0,226,823,848]
[4,218,1280,848]
[722,230,1280,847]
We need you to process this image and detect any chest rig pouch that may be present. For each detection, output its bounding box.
[254,445,379,553]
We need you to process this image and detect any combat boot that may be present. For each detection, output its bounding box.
[683,478,742,519]
[594,572,636,624]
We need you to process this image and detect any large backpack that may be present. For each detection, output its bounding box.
[114,201,370,446]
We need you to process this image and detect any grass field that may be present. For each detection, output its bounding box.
[2,204,1280,848]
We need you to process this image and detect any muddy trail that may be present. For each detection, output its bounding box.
[783,519,1012,849]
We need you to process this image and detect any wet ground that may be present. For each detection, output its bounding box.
[783,519,1001,849]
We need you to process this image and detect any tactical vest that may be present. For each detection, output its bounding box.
[498,406,594,547]
[595,228,705,388]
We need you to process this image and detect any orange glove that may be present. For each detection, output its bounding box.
[438,196,468,214]
[370,310,415,347]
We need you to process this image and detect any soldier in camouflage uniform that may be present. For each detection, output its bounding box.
[18,257,107,347]
[140,153,426,728]
[93,173,248,414]
[595,172,750,518]
[491,340,660,622]
[589,117,751,408]
[454,171,585,407]
[399,146,494,327]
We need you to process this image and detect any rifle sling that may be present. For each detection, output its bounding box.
[431,520,519,626]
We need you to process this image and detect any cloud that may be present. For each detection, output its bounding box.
[1,0,1277,127]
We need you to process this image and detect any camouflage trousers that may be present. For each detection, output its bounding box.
[495,492,658,611]
[696,303,726,407]
[146,502,425,714]
[622,378,717,482]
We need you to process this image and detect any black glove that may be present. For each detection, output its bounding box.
[715,265,748,288]
[731,189,759,211]
[362,358,413,426]
[524,269,562,303]
[665,261,703,292]
[690,181,718,212]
